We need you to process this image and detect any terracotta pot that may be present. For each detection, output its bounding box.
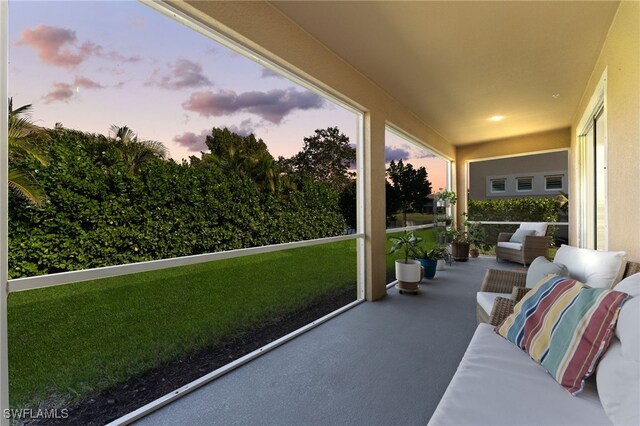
[469,248,480,258]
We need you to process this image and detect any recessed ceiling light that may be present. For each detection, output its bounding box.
[552,93,560,99]
[489,115,505,122]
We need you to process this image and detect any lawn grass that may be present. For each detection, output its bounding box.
[8,240,357,409]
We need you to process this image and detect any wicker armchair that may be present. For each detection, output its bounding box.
[495,231,550,266]
[476,269,527,324]
[483,261,640,326]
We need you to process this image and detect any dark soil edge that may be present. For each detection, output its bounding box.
[35,287,357,426]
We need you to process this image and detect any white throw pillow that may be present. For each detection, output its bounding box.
[509,229,536,243]
[614,272,640,298]
[553,245,627,288]
[518,222,548,237]
[596,339,640,426]
[525,256,569,288]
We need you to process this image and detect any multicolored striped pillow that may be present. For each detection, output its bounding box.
[496,274,629,394]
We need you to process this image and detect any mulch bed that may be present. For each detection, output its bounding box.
[34,287,357,426]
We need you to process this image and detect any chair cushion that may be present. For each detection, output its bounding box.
[509,229,536,243]
[497,241,522,251]
[518,222,548,237]
[525,256,569,288]
[553,245,627,288]
[476,292,511,315]
[596,339,640,426]
[496,275,629,394]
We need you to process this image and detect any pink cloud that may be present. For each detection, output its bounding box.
[42,76,104,103]
[147,59,212,90]
[74,76,104,89]
[173,129,209,152]
[43,82,74,103]
[182,88,325,124]
[18,25,86,68]
[18,24,139,68]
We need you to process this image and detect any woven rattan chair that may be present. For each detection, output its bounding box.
[481,260,640,326]
[495,232,550,266]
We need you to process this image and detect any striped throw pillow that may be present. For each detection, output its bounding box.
[496,275,629,394]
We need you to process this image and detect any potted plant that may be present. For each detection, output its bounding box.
[450,228,470,261]
[429,246,450,270]
[388,232,424,294]
[414,244,440,280]
[466,220,492,258]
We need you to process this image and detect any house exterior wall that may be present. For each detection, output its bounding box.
[571,0,639,260]
[456,128,571,224]
[469,152,568,200]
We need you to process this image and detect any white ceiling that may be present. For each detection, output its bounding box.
[270,1,620,145]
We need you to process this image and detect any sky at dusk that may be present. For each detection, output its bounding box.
[8,0,447,190]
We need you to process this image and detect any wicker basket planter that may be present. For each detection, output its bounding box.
[451,242,470,261]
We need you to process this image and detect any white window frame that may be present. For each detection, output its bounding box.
[544,175,564,191]
[576,68,608,250]
[490,178,506,193]
[515,176,534,192]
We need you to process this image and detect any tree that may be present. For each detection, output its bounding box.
[201,127,289,194]
[289,127,355,193]
[8,98,49,206]
[386,159,432,227]
[108,125,167,175]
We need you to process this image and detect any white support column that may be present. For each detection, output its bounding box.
[0,1,10,424]
[363,111,387,301]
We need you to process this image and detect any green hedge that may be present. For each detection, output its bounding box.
[468,198,566,245]
[9,129,346,278]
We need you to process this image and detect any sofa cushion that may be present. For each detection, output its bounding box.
[519,222,548,237]
[614,272,640,297]
[476,292,511,315]
[553,245,627,288]
[497,241,522,251]
[526,256,569,288]
[428,324,610,426]
[496,275,629,394]
[596,338,640,426]
[510,228,536,243]
[614,274,640,362]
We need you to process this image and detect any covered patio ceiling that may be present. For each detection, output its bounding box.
[270,1,619,145]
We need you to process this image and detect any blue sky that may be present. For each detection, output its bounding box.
[8,0,446,189]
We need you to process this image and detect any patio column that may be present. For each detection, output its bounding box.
[363,111,387,301]
[455,159,467,229]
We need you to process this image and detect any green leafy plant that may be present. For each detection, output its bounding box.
[435,188,457,206]
[388,232,422,263]
[428,246,450,260]
[466,221,492,252]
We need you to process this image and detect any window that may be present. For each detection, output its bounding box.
[490,179,506,193]
[545,175,563,191]
[516,177,533,192]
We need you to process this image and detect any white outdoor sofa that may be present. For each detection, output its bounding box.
[430,254,640,426]
[428,323,611,426]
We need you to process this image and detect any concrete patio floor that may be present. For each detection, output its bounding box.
[135,256,520,426]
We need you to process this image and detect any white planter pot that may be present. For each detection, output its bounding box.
[436,259,446,271]
[395,259,422,283]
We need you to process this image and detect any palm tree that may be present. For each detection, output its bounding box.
[8,98,49,206]
[109,125,167,175]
